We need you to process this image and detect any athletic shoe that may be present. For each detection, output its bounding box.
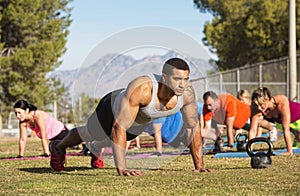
[149,152,162,157]
[214,137,223,152]
[269,128,278,142]
[292,139,300,148]
[49,141,66,171]
[91,153,104,169]
[81,144,91,156]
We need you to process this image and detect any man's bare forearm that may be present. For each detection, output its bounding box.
[111,124,127,175]
[186,126,204,170]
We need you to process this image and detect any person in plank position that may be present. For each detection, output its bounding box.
[14,100,69,158]
[202,91,251,151]
[250,87,300,154]
[50,57,211,176]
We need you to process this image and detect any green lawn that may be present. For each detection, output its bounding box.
[0,137,299,195]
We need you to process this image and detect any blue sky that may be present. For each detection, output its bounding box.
[59,0,214,70]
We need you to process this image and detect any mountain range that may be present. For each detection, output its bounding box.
[50,52,214,100]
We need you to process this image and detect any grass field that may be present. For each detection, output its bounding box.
[0,136,299,195]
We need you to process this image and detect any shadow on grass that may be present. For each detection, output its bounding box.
[19,166,113,175]
[215,166,250,170]
[145,168,183,172]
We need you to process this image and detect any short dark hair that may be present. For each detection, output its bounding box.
[14,100,37,111]
[203,91,218,101]
[162,58,190,75]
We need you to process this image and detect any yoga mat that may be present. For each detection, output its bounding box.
[1,156,51,161]
[1,152,82,161]
[221,132,284,142]
[272,148,300,155]
[126,151,188,159]
[214,152,249,158]
[214,148,300,158]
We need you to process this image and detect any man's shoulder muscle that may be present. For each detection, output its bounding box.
[182,86,196,105]
[125,76,153,106]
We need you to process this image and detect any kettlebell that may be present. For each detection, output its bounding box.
[235,133,248,152]
[246,137,273,169]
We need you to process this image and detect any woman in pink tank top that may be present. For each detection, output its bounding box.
[13,100,68,158]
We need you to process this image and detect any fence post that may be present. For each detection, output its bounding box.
[289,0,297,101]
[236,69,240,93]
[287,58,290,97]
[0,114,2,138]
[297,83,300,102]
[219,72,223,93]
[259,64,262,87]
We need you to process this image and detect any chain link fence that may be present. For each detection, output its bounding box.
[192,55,300,102]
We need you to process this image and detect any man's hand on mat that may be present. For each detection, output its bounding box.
[194,168,212,173]
[122,169,142,176]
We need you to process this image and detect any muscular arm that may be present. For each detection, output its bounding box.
[199,115,204,129]
[249,113,261,140]
[225,116,235,146]
[276,96,293,154]
[249,105,264,139]
[182,86,211,172]
[152,123,163,153]
[111,77,151,176]
[225,99,238,146]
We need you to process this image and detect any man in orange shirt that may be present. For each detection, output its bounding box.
[202,91,251,150]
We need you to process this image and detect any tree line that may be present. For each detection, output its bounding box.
[1,0,299,128]
[194,0,300,70]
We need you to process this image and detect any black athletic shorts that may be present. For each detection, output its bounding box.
[86,89,143,141]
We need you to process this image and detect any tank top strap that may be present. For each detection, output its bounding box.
[146,73,160,106]
[135,73,183,124]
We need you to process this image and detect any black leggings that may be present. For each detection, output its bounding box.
[50,126,69,141]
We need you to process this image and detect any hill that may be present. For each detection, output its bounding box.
[51,52,214,100]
